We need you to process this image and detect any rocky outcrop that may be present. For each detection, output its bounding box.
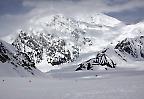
[12,31,79,66]
[115,36,144,59]
[76,49,116,71]
[0,41,11,63]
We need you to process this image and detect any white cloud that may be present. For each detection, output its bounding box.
[23,0,144,14]
[0,0,144,37]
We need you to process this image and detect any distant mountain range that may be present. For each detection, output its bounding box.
[1,13,144,76]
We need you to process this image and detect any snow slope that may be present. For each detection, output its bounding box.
[0,69,144,99]
[112,22,144,45]
[0,63,44,77]
[0,39,44,77]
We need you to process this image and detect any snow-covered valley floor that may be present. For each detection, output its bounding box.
[1,68,144,99]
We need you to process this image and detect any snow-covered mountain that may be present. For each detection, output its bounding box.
[1,13,144,73]
[76,22,144,71]
[0,39,44,77]
[2,13,122,72]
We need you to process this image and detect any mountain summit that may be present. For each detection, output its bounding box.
[1,13,144,73]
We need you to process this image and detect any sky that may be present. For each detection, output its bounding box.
[0,0,144,37]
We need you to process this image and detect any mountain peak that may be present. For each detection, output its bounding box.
[75,13,122,27]
[2,13,144,72]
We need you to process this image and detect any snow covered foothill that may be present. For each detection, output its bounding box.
[0,39,45,77]
[0,63,44,77]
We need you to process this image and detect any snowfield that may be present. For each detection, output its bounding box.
[1,68,144,99]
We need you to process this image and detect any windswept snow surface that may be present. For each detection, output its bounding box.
[1,68,144,99]
[0,63,43,77]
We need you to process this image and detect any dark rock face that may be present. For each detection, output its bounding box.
[95,51,116,68]
[76,49,116,71]
[0,42,10,63]
[12,31,79,66]
[115,38,138,58]
[75,58,95,71]
[115,36,144,59]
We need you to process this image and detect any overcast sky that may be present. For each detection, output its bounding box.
[0,0,144,37]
